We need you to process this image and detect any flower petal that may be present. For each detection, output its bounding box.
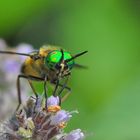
[51,110,72,125]
[64,129,84,140]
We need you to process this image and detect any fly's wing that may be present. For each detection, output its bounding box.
[74,63,88,69]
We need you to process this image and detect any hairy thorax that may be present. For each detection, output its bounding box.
[21,57,58,82]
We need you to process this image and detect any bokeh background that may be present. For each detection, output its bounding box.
[0,0,140,139]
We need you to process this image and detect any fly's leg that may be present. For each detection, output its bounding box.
[58,76,69,96]
[16,75,22,111]
[27,79,39,113]
[58,76,71,105]
[44,75,48,99]
[53,79,59,97]
[61,88,71,102]
[28,80,38,98]
[51,81,71,95]
[56,83,71,91]
[16,74,44,111]
[27,75,48,113]
[44,75,49,109]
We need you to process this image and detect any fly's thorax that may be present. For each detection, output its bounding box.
[21,55,45,78]
[39,45,58,57]
[21,57,35,74]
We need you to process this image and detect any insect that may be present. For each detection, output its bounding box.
[0,45,87,110]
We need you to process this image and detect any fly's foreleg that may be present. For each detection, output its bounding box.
[58,76,71,104]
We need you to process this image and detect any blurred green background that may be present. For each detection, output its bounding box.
[1,0,140,139]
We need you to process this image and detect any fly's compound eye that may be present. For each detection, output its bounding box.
[45,50,74,70]
[45,50,62,70]
[63,52,74,69]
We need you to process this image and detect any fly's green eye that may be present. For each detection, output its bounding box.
[45,50,74,69]
[63,52,74,69]
[45,50,61,69]
[48,50,62,63]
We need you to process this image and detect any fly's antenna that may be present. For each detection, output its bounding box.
[0,50,32,57]
[65,50,88,62]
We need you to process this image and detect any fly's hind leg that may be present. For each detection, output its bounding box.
[28,80,38,98]
[27,79,39,114]
[26,75,48,113]
[16,74,44,112]
[16,75,23,111]
[61,87,71,103]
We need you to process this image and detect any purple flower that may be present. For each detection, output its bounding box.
[0,96,85,140]
[47,96,60,107]
[51,110,72,125]
[3,60,20,73]
[17,43,33,53]
[64,129,84,140]
[46,96,61,112]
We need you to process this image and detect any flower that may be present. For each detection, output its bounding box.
[50,110,72,125]
[63,129,85,140]
[16,43,33,61]
[47,96,60,107]
[46,96,61,112]
[0,95,85,140]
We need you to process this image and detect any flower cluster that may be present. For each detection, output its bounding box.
[0,95,84,140]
